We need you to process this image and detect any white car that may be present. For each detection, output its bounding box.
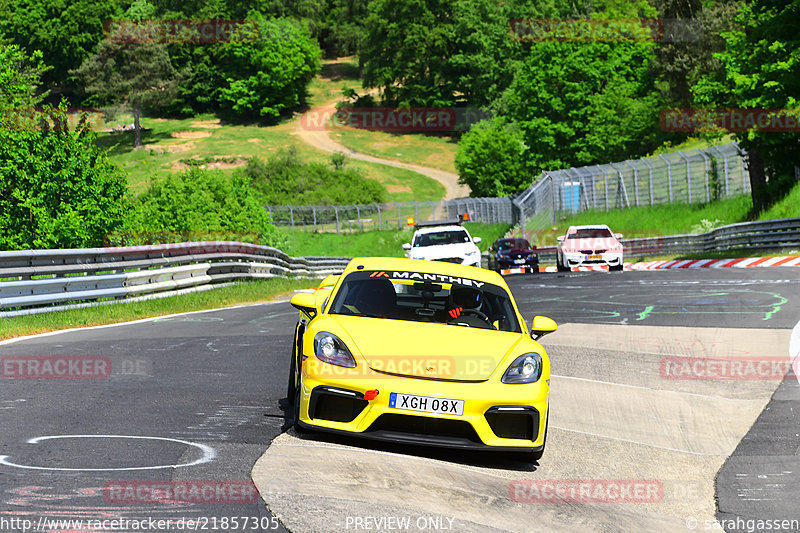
[556,224,624,271]
[402,219,482,267]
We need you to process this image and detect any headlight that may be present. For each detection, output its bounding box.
[502,353,542,384]
[313,332,356,368]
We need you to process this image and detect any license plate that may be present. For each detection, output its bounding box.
[587,254,602,259]
[389,392,464,415]
[514,258,526,264]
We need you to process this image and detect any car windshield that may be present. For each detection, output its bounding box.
[567,228,613,239]
[413,230,470,247]
[328,271,521,332]
[497,239,531,250]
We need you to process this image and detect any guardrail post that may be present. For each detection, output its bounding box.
[396,202,402,229]
[696,149,711,202]
[711,145,730,198]
[677,151,692,203]
[312,206,317,232]
[355,205,362,231]
[641,159,655,205]
[334,206,340,234]
[375,203,382,231]
[289,206,295,229]
[658,154,674,202]
[624,160,640,207]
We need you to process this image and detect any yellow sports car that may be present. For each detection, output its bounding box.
[288,257,557,461]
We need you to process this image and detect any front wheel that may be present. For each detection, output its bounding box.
[293,382,306,433]
[556,255,569,272]
[609,263,623,272]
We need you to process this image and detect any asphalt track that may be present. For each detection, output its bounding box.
[0,267,798,532]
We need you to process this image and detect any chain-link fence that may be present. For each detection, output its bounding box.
[266,142,748,233]
[513,142,749,231]
[266,197,514,233]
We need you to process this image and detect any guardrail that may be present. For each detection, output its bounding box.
[0,242,351,318]
[532,217,800,262]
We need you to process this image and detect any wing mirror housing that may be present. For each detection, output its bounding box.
[290,292,319,319]
[530,315,558,340]
[615,233,623,239]
[556,236,565,242]
[402,243,411,250]
[473,237,482,244]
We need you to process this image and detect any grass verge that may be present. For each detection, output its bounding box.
[0,278,317,341]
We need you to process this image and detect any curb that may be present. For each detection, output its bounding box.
[499,255,800,275]
[631,256,800,270]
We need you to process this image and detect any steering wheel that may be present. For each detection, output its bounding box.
[461,308,489,322]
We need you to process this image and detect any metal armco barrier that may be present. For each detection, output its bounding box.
[532,217,800,262]
[0,242,351,317]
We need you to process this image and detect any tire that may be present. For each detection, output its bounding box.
[556,255,569,272]
[292,380,306,433]
[287,324,302,405]
[609,264,623,272]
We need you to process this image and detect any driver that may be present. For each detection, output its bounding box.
[448,285,484,320]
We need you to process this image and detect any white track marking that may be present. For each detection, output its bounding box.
[0,300,286,347]
[791,319,800,384]
[0,435,216,471]
[549,426,727,457]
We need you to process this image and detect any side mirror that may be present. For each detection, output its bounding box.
[556,236,565,242]
[615,233,623,239]
[290,292,318,319]
[473,237,482,244]
[530,316,557,340]
[402,243,411,250]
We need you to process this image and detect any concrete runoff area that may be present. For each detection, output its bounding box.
[252,324,792,532]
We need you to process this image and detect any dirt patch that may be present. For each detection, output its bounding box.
[171,157,247,171]
[386,184,412,193]
[191,119,223,129]
[248,138,264,143]
[171,130,212,139]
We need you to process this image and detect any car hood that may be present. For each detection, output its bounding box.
[561,237,621,252]
[408,242,477,260]
[499,248,536,256]
[328,315,523,381]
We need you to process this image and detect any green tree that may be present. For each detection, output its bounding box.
[214,13,321,119]
[0,105,129,250]
[122,168,285,247]
[360,0,529,107]
[0,0,123,95]
[71,1,181,147]
[692,0,800,213]
[0,44,49,110]
[455,118,530,197]
[502,36,660,174]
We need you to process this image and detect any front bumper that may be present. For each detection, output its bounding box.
[297,362,548,451]
[497,257,539,271]
[563,252,623,268]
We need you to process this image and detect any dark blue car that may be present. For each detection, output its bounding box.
[487,238,539,274]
